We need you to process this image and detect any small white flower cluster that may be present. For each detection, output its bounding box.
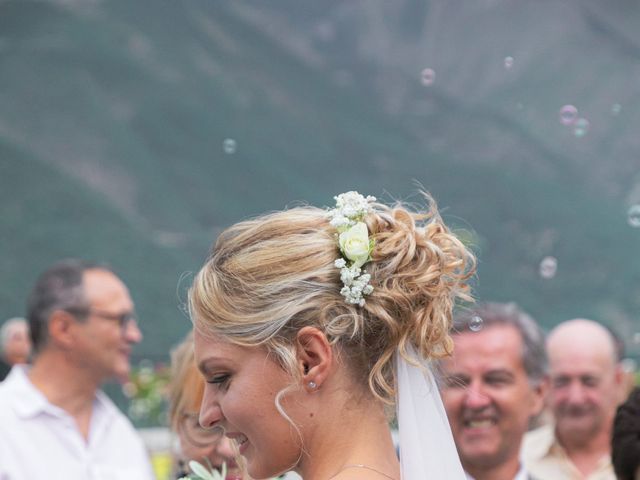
[327,192,376,306]
[335,260,374,306]
[327,191,376,229]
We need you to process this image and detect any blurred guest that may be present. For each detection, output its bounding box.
[619,359,639,403]
[0,259,154,479]
[0,317,31,380]
[604,325,636,402]
[523,319,622,480]
[441,302,547,480]
[168,331,243,480]
[611,387,640,480]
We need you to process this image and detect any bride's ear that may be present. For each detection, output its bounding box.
[295,326,332,392]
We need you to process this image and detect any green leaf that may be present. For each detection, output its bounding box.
[188,461,217,480]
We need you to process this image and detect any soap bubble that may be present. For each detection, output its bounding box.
[139,359,154,370]
[122,382,138,398]
[611,103,622,116]
[420,68,436,86]
[627,205,640,228]
[469,315,484,332]
[559,105,578,126]
[573,118,590,138]
[223,138,237,154]
[539,256,558,279]
[621,358,637,373]
[633,332,640,345]
[504,56,514,70]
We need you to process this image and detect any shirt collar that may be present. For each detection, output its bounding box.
[3,365,61,419]
[527,423,557,460]
[513,463,529,480]
[542,424,612,472]
[465,462,529,480]
[3,365,116,422]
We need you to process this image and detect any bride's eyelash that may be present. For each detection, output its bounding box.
[207,374,230,387]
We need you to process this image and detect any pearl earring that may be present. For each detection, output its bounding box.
[308,381,317,389]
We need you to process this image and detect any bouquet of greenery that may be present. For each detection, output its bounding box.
[122,360,170,426]
[179,460,227,480]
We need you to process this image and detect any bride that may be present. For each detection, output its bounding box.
[189,192,474,480]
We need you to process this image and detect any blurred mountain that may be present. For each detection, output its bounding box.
[1,0,640,359]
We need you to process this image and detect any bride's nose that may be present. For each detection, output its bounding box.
[199,391,223,429]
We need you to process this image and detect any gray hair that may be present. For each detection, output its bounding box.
[26,259,109,354]
[452,302,547,384]
[0,317,28,353]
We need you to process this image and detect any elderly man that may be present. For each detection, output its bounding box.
[0,259,154,479]
[0,317,31,381]
[441,302,547,480]
[522,318,622,480]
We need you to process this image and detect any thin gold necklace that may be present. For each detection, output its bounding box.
[329,463,397,480]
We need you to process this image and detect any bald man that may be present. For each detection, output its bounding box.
[522,319,622,480]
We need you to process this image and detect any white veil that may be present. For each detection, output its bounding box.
[396,345,466,479]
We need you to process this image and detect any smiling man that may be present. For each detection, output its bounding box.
[522,319,621,480]
[441,302,547,480]
[0,259,154,479]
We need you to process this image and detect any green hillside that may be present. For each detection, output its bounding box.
[1,0,639,363]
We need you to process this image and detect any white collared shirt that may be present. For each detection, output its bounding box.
[465,462,530,480]
[0,366,155,480]
[522,424,615,480]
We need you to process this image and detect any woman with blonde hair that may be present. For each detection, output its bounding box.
[189,192,474,480]
[168,332,244,480]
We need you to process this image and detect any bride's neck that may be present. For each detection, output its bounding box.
[297,393,399,480]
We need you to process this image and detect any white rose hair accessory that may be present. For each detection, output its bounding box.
[326,191,376,306]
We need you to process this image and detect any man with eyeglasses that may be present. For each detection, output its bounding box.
[0,259,154,479]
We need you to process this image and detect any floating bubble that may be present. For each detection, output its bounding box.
[627,205,640,228]
[139,359,154,370]
[504,56,514,70]
[559,105,578,126]
[633,332,640,345]
[539,256,558,279]
[223,138,237,154]
[122,382,137,398]
[621,358,637,373]
[420,68,436,86]
[573,117,590,138]
[611,103,622,116]
[469,315,484,332]
[138,368,153,386]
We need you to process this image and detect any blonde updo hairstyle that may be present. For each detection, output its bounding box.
[189,196,475,404]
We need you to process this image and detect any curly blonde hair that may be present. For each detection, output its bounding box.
[189,195,475,404]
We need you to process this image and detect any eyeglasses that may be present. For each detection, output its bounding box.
[177,412,224,448]
[89,309,137,331]
[65,307,137,332]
